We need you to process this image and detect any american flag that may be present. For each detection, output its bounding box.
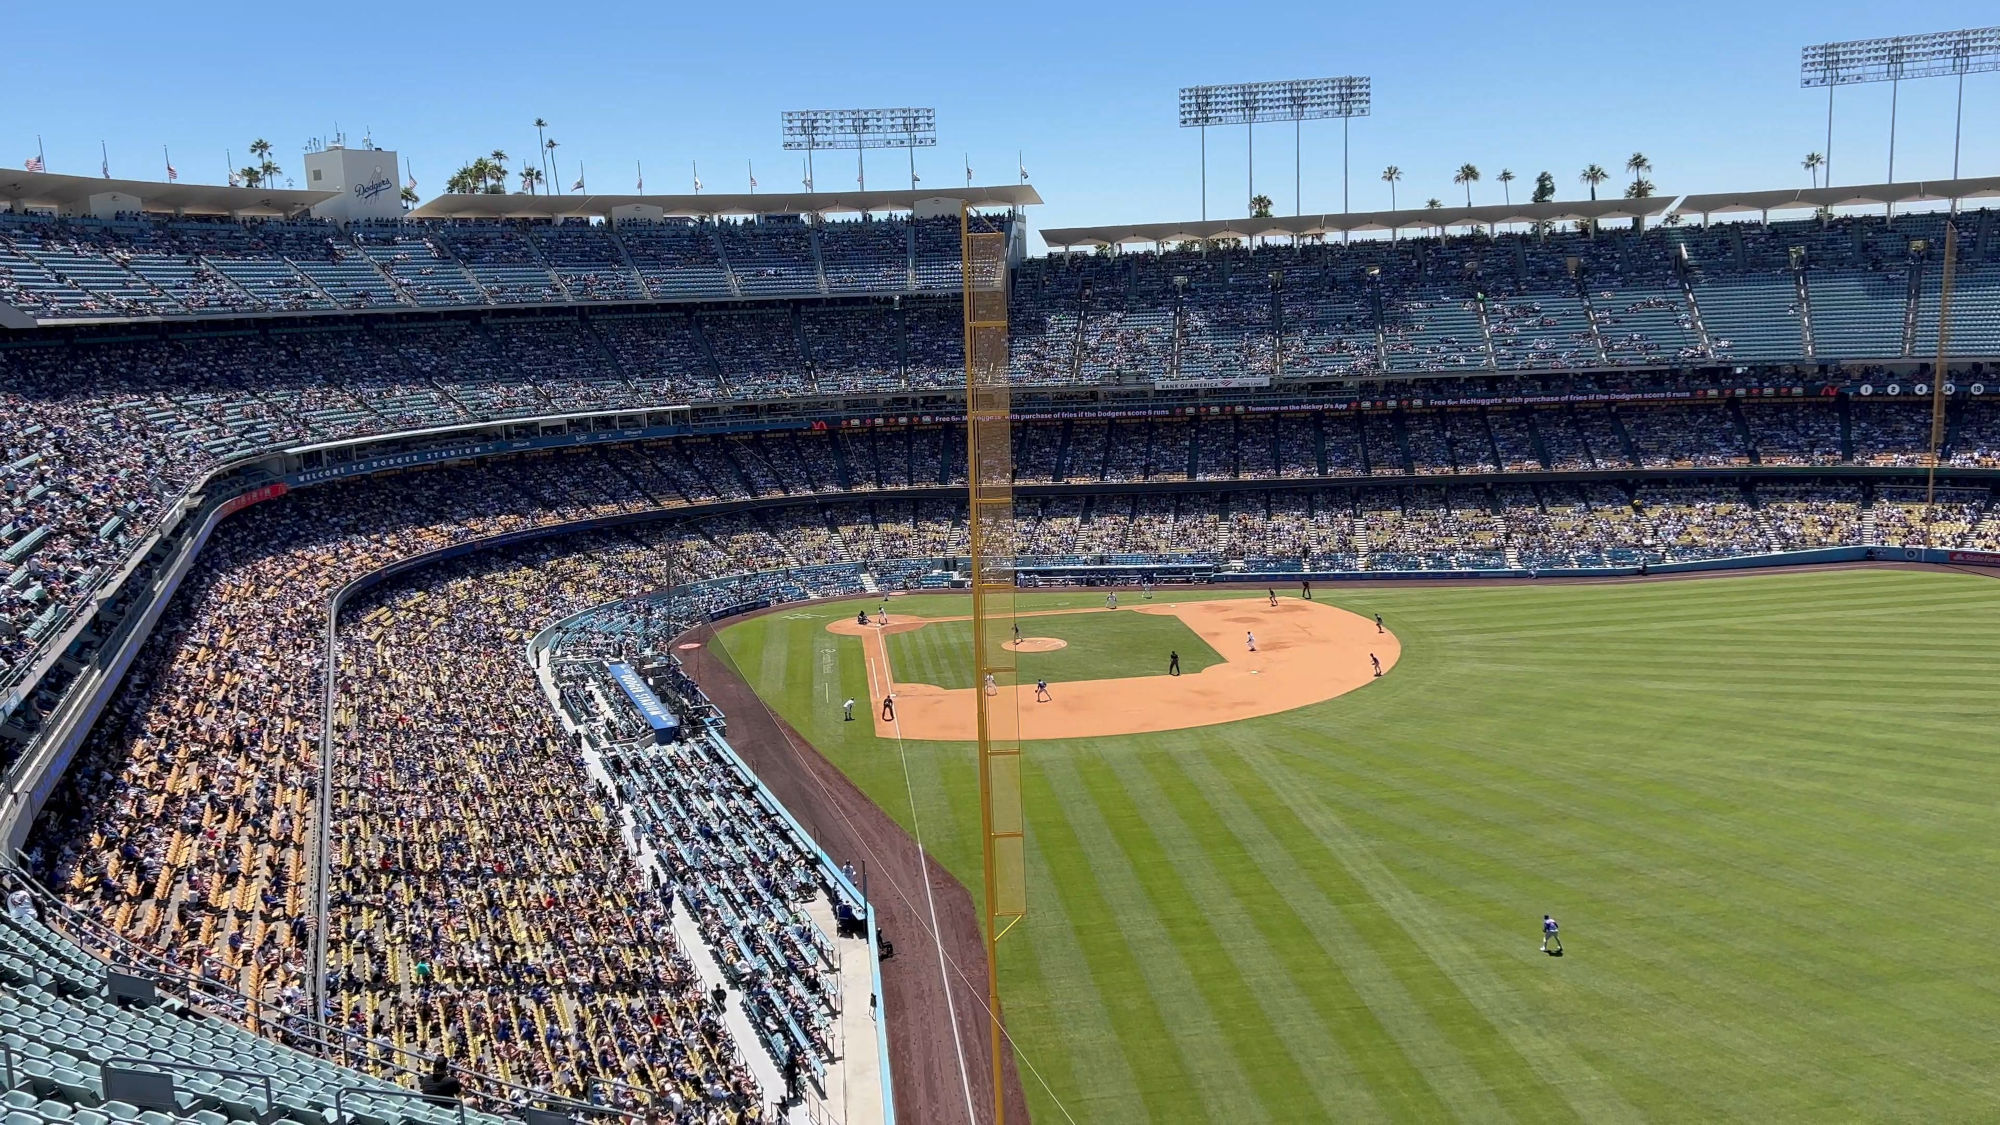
[406,174,417,190]
[692,175,702,191]
[166,162,178,182]
[571,177,584,191]
[24,156,44,173]
[228,170,241,187]
[749,174,758,189]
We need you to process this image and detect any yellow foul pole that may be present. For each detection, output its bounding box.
[962,204,1022,1124]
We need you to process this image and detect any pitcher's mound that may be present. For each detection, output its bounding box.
[1009,637,1068,652]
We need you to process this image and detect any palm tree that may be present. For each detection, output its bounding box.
[488,150,509,192]
[1532,171,1556,204]
[1425,197,1444,238]
[1625,178,1657,231]
[1454,163,1480,207]
[1625,152,1651,194]
[534,118,550,188]
[520,167,544,195]
[1497,168,1516,205]
[446,164,480,194]
[238,166,264,189]
[399,185,419,207]
[245,139,277,189]
[1381,165,1402,210]
[545,139,561,190]
[1803,152,1824,188]
[1249,193,1273,219]
[1580,164,1609,200]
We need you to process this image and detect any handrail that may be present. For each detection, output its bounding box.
[337,1084,466,1125]
[102,1057,274,1117]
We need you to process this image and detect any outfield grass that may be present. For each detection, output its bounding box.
[883,607,1224,689]
[717,573,2000,1122]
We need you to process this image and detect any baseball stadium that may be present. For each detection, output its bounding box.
[4,15,2000,1125]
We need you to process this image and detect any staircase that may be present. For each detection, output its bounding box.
[1793,266,1816,358]
[806,225,831,294]
[859,572,881,595]
[1901,258,1923,357]
[1574,277,1612,365]
[688,313,732,394]
[1861,509,1879,546]
[1472,291,1500,369]
[1680,275,1717,357]
[790,306,819,394]
[710,227,743,297]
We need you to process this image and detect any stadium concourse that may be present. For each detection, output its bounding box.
[0,181,1999,1125]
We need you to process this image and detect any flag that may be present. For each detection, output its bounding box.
[406,174,417,190]
[749,174,758,189]
[572,178,584,191]
[803,176,813,190]
[102,158,110,178]
[912,172,921,184]
[166,163,178,182]
[24,156,43,173]
[1019,164,1028,182]
[637,174,644,191]
[692,176,702,190]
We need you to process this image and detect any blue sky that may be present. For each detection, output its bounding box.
[6,0,1994,241]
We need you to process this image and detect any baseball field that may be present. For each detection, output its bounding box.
[712,568,2000,1122]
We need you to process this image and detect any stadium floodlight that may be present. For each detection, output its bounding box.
[1800,27,2000,184]
[782,107,938,191]
[1178,76,1370,221]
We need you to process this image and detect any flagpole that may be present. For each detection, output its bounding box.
[748,160,755,194]
[101,139,110,179]
[37,135,46,171]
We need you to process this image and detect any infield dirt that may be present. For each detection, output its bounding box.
[828,596,1399,741]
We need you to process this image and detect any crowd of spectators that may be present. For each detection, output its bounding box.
[11,359,2000,696]
[1,211,1002,319]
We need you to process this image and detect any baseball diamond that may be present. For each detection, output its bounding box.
[8,26,2000,1125]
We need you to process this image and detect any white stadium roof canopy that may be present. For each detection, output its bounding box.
[405,183,1042,220]
[1040,195,1676,247]
[0,169,338,217]
[1678,176,2000,219]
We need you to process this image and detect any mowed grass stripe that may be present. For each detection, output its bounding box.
[1105,744,1382,1123]
[1141,743,1469,1122]
[1039,754,1276,1123]
[1235,749,1641,1124]
[1173,746,1494,1122]
[999,769,1143,1123]
[1012,761,1204,1122]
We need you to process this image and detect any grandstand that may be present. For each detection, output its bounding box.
[2,158,2000,1125]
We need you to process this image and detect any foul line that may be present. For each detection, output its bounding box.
[709,618,1084,1125]
[864,624,979,1125]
